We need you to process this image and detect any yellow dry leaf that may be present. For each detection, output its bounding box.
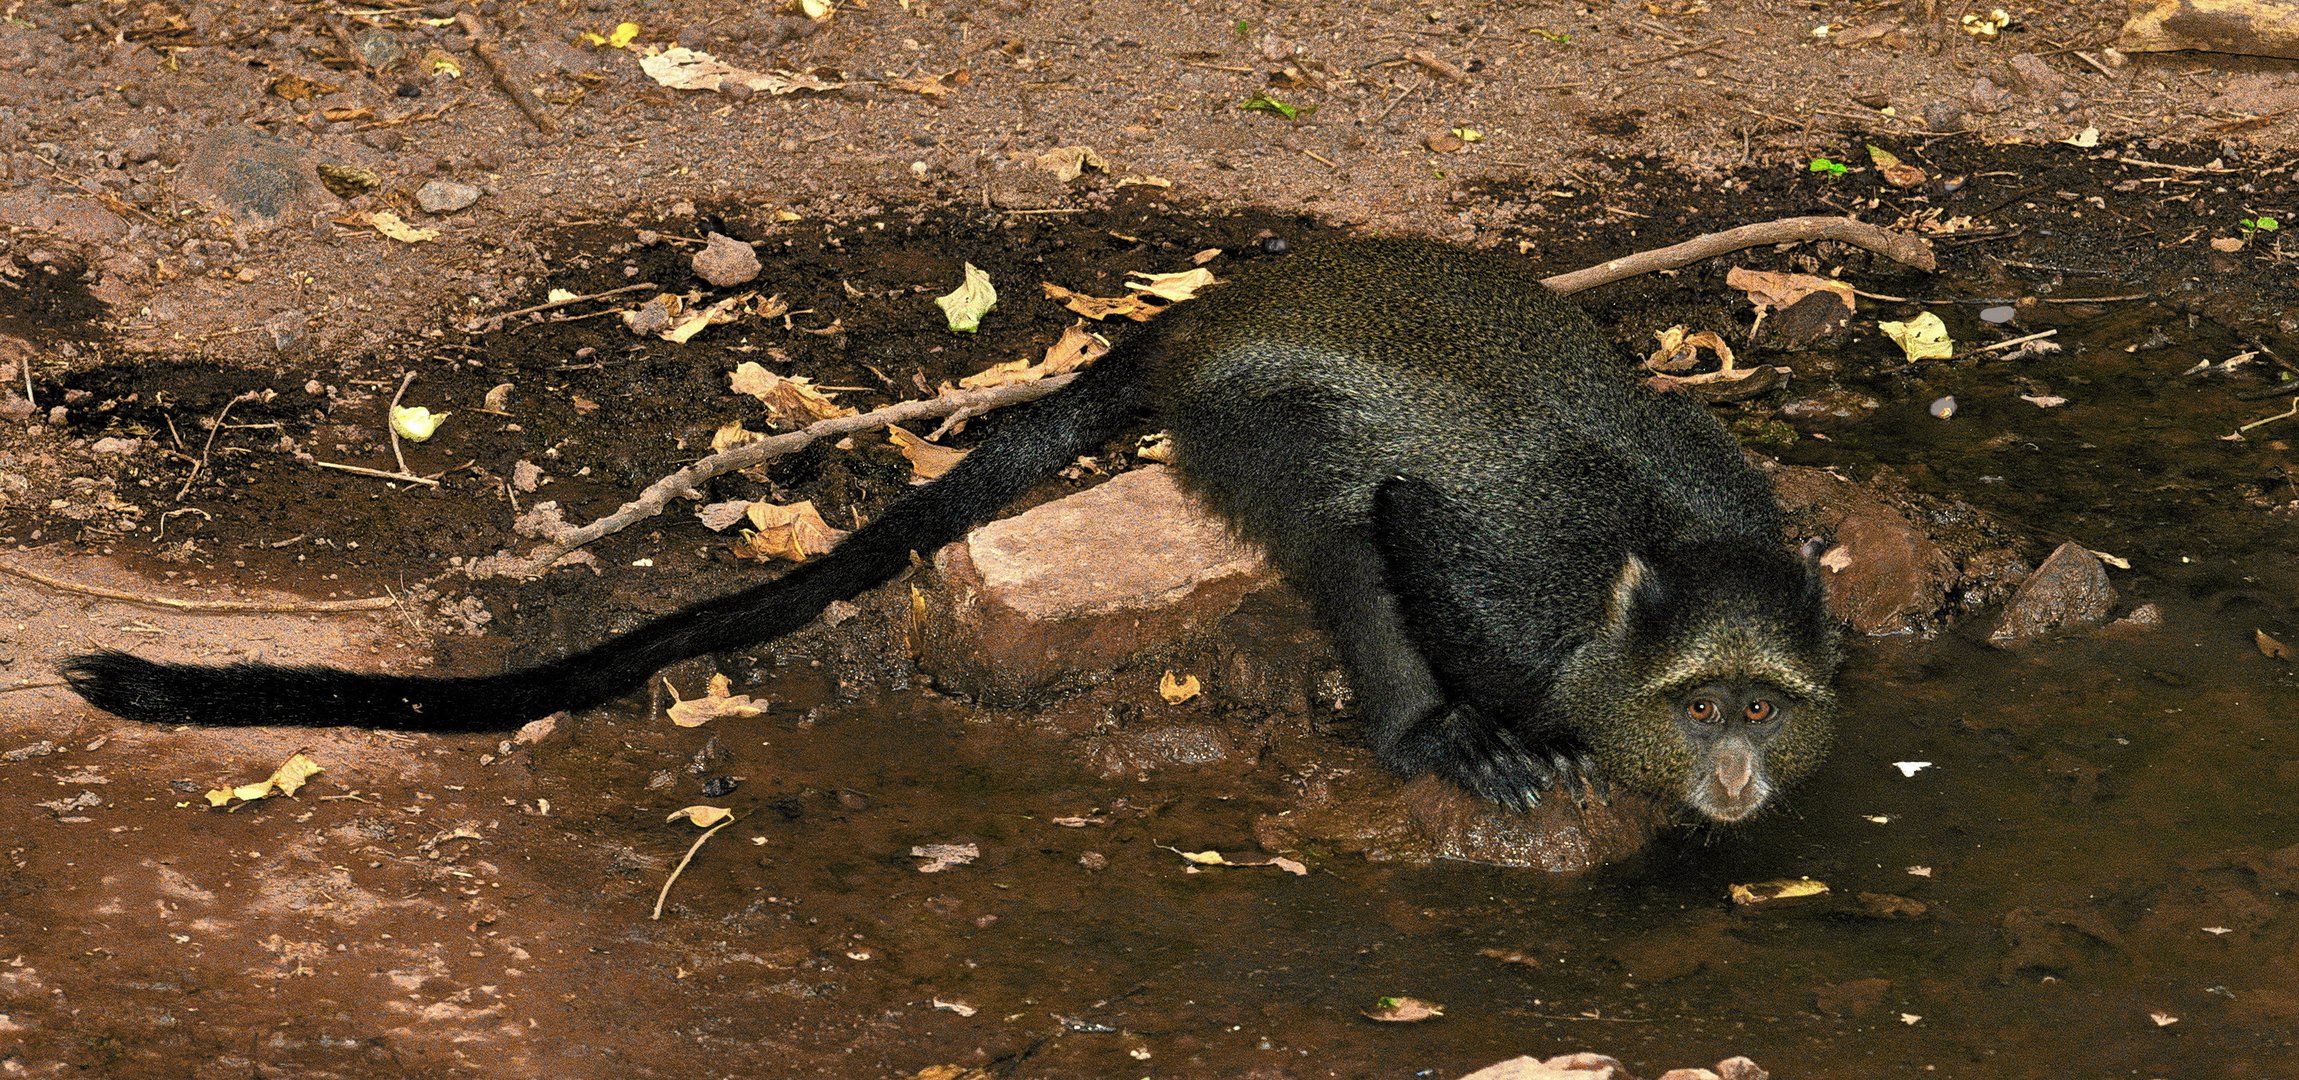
[662,291,755,344]
[1644,325,1737,373]
[206,752,324,807]
[886,70,958,97]
[1126,267,1217,302]
[639,47,843,94]
[1177,849,1229,866]
[728,362,858,426]
[422,48,462,77]
[368,211,439,243]
[1879,312,1955,362]
[711,419,763,452]
[793,0,834,20]
[1041,281,1160,322]
[1159,670,1202,704]
[389,404,449,442]
[2259,629,2294,662]
[1034,145,1108,182]
[664,672,766,727]
[887,425,968,481]
[1729,877,1831,906]
[667,805,735,827]
[955,321,1110,390]
[733,499,849,562]
[1115,174,1173,188]
[267,73,340,101]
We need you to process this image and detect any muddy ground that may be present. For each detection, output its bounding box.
[6,1,2299,1077]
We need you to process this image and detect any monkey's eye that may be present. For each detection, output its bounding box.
[1686,698,1722,724]
[1744,700,1776,723]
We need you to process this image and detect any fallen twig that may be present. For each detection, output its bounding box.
[0,559,395,612]
[465,282,659,333]
[2236,396,2299,437]
[1949,328,2058,361]
[0,678,67,695]
[454,11,556,135]
[311,459,441,487]
[652,816,734,920]
[386,371,418,479]
[481,375,1081,577]
[1537,215,1937,295]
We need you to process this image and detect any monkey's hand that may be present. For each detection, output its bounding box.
[1390,703,1568,812]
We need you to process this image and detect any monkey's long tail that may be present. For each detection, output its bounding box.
[60,350,1151,731]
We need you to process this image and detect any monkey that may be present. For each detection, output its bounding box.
[61,238,1840,823]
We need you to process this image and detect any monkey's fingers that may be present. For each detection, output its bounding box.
[1407,707,1554,812]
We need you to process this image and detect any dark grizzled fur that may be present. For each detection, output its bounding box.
[64,238,1838,813]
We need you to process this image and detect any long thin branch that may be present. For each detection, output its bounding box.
[0,559,395,613]
[1538,215,1936,295]
[479,374,1081,578]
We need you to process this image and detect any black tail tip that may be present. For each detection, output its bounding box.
[60,650,189,723]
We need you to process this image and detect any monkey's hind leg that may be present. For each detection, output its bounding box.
[1295,535,1560,811]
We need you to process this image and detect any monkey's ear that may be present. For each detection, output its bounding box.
[1600,552,1661,638]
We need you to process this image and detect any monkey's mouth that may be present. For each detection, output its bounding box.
[1688,778,1769,823]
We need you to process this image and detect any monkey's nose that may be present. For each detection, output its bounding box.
[1714,747,1754,797]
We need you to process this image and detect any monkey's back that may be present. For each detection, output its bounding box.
[1149,237,1779,554]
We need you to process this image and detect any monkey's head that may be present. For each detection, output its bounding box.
[1550,544,1841,824]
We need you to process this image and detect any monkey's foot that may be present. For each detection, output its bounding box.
[1391,705,1560,812]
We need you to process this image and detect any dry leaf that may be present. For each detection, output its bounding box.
[729,362,858,426]
[2149,1011,2179,1027]
[662,291,755,344]
[888,425,968,481]
[1034,144,1108,183]
[1725,267,1856,318]
[667,805,734,827]
[934,263,997,333]
[1728,877,1830,906]
[1158,670,1202,704]
[1041,281,1162,322]
[733,499,849,562]
[1363,996,1444,1023]
[956,321,1110,390]
[2019,394,2069,408]
[2259,629,2294,661]
[1115,174,1173,189]
[1126,267,1217,302]
[1866,145,1927,188]
[268,73,341,100]
[1879,312,1955,362]
[639,47,843,94]
[367,211,439,243]
[206,752,324,807]
[710,419,763,452]
[911,843,978,872]
[1644,325,1737,373]
[664,672,766,727]
[885,69,959,97]
[695,500,751,532]
[1166,847,1307,874]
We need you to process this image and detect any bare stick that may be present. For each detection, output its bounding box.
[386,371,417,478]
[454,11,556,135]
[176,391,263,502]
[652,817,734,920]
[0,559,395,613]
[0,678,68,695]
[311,459,442,487]
[1949,328,2058,361]
[465,282,658,334]
[486,375,1079,577]
[1538,215,1936,295]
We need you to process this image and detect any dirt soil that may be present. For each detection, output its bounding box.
[7,1,2299,1078]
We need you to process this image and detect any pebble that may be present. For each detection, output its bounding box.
[416,179,482,214]
[1928,395,1957,419]
[1979,305,2017,324]
[692,232,761,286]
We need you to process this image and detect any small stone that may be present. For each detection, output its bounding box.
[1979,305,2017,324]
[1,740,58,762]
[1657,1071,1722,1080]
[178,128,338,233]
[2099,602,2163,637]
[1922,98,1966,129]
[1990,542,2117,646]
[1716,1058,1769,1080]
[1968,75,2013,114]
[415,179,483,214]
[691,231,761,286]
[2009,53,2064,97]
[1929,395,1957,419]
[89,437,140,455]
[1424,132,1466,153]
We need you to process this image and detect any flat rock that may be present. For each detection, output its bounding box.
[920,465,1274,705]
[178,128,338,233]
[1990,541,2116,646]
[1769,465,1955,636]
[1254,762,1668,874]
[0,190,129,243]
[692,231,761,286]
[415,179,482,214]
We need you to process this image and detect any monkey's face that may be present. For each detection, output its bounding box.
[1669,680,1822,822]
